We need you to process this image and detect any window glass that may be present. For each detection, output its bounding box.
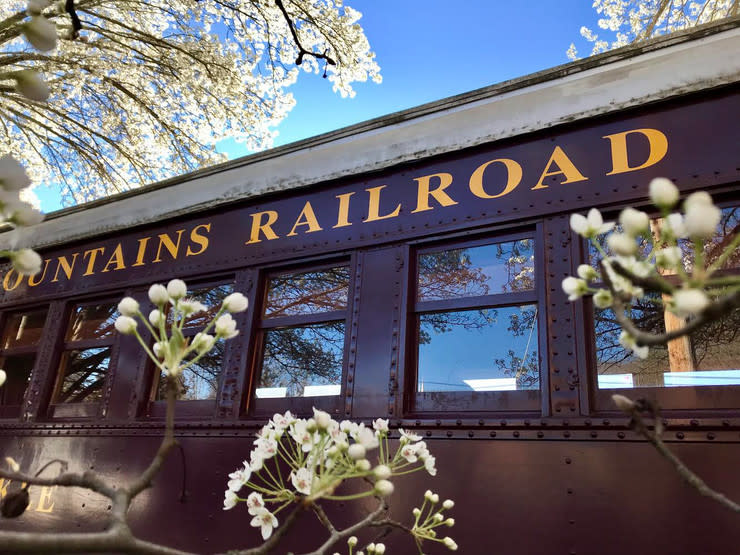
[152,340,225,401]
[595,305,740,389]
[418,239,534,302]
[66,302,117,341]
[52,347,111,403]
[418,305,539,392]
[0,355,35,406]
[257,322,344,398]
[173,283,234,329]
[264,267,350,317]
[2,309,47,349]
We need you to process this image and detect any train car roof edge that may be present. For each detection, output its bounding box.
[3,18,739,251]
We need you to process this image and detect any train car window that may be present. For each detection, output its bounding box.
[0,308,48,418]
[252,265,350,414]
[149,282,234,404]
[411,235,541,413]
[49,301,117,417]
[590,204,740,410]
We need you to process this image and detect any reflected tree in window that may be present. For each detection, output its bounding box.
[265,267,349,317]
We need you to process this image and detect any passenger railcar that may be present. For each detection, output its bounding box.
[0,21,739,554]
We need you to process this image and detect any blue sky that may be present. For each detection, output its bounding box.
[36,1,600,212]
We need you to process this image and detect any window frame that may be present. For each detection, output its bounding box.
[585,195,740,413]
[0,306,50,419]
[406,229,545,415]
[247,258,355,418]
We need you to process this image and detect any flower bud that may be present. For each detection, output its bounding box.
[684,200,721,239]
[215,314,238,339]
[431,493,440,503]
[167,279,187,300]
[443,499,455,510]
[114,315,137,335]
[347,536,358,547]
[561,277,588,301]
[356,459,371,471]
[8,204,43,226]
[593,289,613,309]
[367,543,376,554]
[619,207,649,236]
[412,507,421,517]
[612,394,635,412]
[655,247,682,270]
[666,213,686,239]
[23,15,57,51]
[15,69,50,101]
[0,155,31,191]
[374,544,386,555]
[374,479,394,497]
[443,537,458,551]
[446,517,455,526]
[434,512,444,522]
[649,177,678,209]
[117,297,139,317]
[191,332,216,354]
[671,288,709,317]
[10,249,42,275]
[576,264,598,282]
[222,292,248,313]
[373,464,392,480]
[148,284,169,305]
[424,489,434,501]
[149,309,164,326]
[347,443,366,460]
[0,369,6,387]
[312,408,331,430]
[607,233,637,256]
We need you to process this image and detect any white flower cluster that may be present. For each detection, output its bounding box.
[562,178,737,360]
[410,490,458,551]
[114,279,247,377]
[224,409,448,548]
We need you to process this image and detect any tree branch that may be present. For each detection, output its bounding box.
[274,0,336,66]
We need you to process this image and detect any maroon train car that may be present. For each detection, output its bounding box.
[1,22,739,554]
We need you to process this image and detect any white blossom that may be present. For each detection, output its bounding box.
[649,177,679,208]
[117,297,139,317]
[178,299,206,316]
[114,315,137,335]
[246,491,265,516]
[561,277,588,301]
[655,247,682,270]
[149,309,164,326]
[14,70,50,102]
[619,331,649,360]
[223,489,238,510]
[684,198,721,238]
[347,443,366,460]
[577,264,598,282]
[619,207,649,236]
[671,288,709,317]
[593,289,613,309]
[0,369,5,388]
[166,279,187,300]
[607,233,637,256]
[569,208,614,238]
[443,537,458,551]
[665,213,687,239]
[443,499,455,510]
[227,466,251,493]
[612,394,635,412]
[250,507,278,540]
[22,15,57,51]
[373,479,394,497]
[290,467,313,495]
[0,155,31,191]
[10,248,42,275]
[191,332,216,354]
[214,314,238,339]
[7,204,43,226]
[222,292,248,313]
[373,464,392,480]
[148,284,169,305]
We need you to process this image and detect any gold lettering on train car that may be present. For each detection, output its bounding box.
[469,159,523,199]
[287,202,323,237]
[0,477,9,497]
[603,128,668,175]
[3,269,23,291]
[52,253,79,282]
[82,247,105,276]
[411,173,457,213]
[35,485,56,513]
[28,259,51,286]
[132,237,151,267]
[364,185,401,222]
[245,211,280,244]
[531,146,588,190]
[101,243,126,272]
[153,230,185,263]
[333,192,355,228]
[186,223,211,256]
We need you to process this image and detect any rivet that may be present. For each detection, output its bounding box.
[478,419,485,426]
[500,420,507,426]
[567,488,573,495]
[446,430,453,437]
[436,420,442,426]
[524,420,530,427]
[617,432,625,439]
[690,419,699,427]
[537,431,544,438]
[565,457,572,464]
[676,432,685,439]
[416,420,421,426]
[513,431,520,438]
[590,431,598,438]
[468,431,474,438]
[456,420,462,426]
[584,420,591,426]
[426,430,432,437]
[563,420,569,427]
[707,432,716,440]
[603,419,610,426]
[722,420,730,427]
[490,431,496,438]
[563,431,570,438]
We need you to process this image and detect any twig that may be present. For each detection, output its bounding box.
[274,0,336,66]
[224,504,306,555]
[617,397,740,513]
[301,499,388,555]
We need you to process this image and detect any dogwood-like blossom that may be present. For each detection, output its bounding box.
[228,465,251,493]
[215,314,239,339]
[223,490,238,510]
[250,507,279,540]
[291,467,313,495]
[570,208,614,239]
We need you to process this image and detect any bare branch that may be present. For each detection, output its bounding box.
[275,0,336,66]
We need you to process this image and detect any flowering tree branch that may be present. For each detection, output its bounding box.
[612,395,740,513]
[274,0,337,66]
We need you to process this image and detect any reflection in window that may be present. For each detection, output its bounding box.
[66,303,117,341]
[169,283,234,329]
[152,340,225,401]
[2,309,47,349]
[264,267,350,317]
[257,322,345,398]
[53,347,111,403]
[595,305,740,389]
[418,306,539,392]
[256,265,350,400]
[418,239,534,301]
